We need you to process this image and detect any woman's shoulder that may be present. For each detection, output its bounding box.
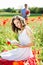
[25,25,32,31]
[25,25,33,34]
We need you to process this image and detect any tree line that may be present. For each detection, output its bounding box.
[0,8,43,14]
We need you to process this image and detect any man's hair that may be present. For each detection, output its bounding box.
[25,4,27,6]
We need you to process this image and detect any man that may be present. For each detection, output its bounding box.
[21,4,30,23]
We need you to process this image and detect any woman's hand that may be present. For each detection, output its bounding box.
[14,43,21,47]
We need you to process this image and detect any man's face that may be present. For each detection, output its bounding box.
[25,4,27,9]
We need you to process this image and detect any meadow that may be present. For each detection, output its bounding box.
[0,15,43,65]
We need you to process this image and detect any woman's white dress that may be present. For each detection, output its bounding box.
[0,26,33,61]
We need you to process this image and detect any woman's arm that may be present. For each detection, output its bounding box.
[18,43,35,48]
[13,42,34,48]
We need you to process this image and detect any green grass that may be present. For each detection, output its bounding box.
[0,12,42,17]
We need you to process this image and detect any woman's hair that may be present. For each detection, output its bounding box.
[11,16,26,33]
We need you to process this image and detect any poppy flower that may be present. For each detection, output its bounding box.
[32,50,36,55]
[38,16,40,19]
[7,41,11,45]
[2,18,9,25]
[26,10,30,15]
[31,18,35,21]
[2,20,7,25]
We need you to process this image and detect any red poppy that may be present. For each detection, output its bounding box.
[38,16,40,19]
[26,10,30,15]
[32,50,37,56]
[31,18,35,21]
[2,20,7,25]
[7,41,11,45]
[2,18,9,25]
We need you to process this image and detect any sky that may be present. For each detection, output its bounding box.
[0,0,43,9]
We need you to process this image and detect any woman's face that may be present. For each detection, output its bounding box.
[13,19,22,29]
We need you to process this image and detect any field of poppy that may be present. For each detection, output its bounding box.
[0,15,43,65]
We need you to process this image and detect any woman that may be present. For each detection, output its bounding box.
[0,16,35,62]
